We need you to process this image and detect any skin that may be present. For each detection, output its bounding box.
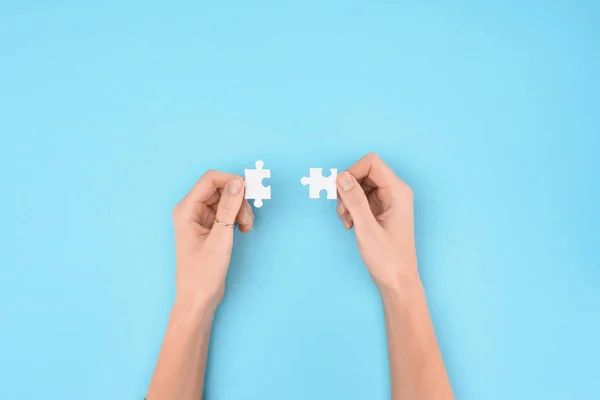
[147,153,453,400]
[336,153,454,400]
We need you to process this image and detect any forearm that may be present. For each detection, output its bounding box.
[381,278,453,400]
[147,295,216,400]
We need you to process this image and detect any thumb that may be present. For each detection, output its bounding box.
[336,172,378,230]
[209,177,245,242]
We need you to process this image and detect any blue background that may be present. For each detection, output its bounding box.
[1,1,599,399]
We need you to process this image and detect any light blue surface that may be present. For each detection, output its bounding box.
[1,1,599,399]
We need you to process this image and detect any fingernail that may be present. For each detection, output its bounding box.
[227,178,242,195]
[338,172,354,191]
[341,215,351,229]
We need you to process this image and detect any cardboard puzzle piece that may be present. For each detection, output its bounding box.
[301,168,338,199]
[244,160,271,208]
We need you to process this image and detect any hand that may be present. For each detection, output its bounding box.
[336,153,418,295]
[171,170,254,310]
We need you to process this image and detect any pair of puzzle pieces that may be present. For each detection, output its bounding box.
[244,160,338,208]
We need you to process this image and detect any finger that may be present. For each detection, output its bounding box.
[346,152,402,190]
[239,224,252,234]
[209,177,245,240]
[175,170,243,226]
[336,172,378,230]
[204,193,253,231]
[236,200,254,229]
[184,170,238,205]
[336,199,353,230]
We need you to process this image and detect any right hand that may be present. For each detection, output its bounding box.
[336,153,419,295]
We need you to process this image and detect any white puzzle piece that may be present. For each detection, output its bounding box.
[244,160,271,208]
[301,168,338,199]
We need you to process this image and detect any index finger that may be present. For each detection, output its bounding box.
[346,153,402,190]
[183,170,239,205]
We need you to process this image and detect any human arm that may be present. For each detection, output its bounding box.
[146,171,255,400]
[336,153,453,400]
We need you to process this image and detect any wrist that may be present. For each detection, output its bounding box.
[378,272,425,306]
[172,290,218,323]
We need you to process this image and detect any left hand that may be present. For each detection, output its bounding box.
[171,170,254,310]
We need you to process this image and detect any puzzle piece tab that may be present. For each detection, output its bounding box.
[301,168,338,199]
[244,160,271,208]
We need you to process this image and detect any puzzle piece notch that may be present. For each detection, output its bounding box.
[244,160,271,208]
[301,168,338,199]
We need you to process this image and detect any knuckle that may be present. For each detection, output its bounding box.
[366,152,380,162]
[172,202,184,219]
[396,183,414,202]
[203,169,217,179]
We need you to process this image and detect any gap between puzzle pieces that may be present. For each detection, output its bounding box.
[244,161,340,208]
